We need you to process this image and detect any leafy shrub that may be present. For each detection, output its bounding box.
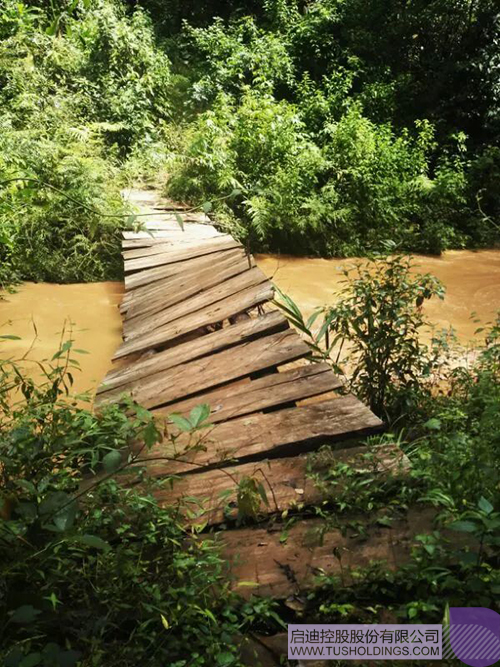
[0,339,281,666]
[0,0,173,287]
[277,249,449,419]
[303,315,500,625]
[167,89,329,252]
[182,16,295,105]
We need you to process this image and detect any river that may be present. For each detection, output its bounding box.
[0,282,124,400]
[256,250,500,343]
[0,250,499,399]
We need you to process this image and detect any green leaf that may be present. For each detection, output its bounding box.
[189,404,210,428]
[256,482,269,506]
[0,335,21,340]
[216,652,235,666]
[169,413,193,432]
[143,420,160,448]
[449,520,478,533]
[39,491,69,515]
[202,201,213,214]
[478,496,494,515]
[174,211,184,231]
[74,534,110,551]
[10,605,41,624]
[424,418,441,431]
[58,650,81,667]
[236,581,259,587]
[54,500,77,532]
[20,654,41,667]
[5,647,23,667]
[102,450,122,473]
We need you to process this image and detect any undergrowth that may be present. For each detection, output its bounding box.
[0,336,283,666]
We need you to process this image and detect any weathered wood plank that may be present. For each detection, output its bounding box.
[144,215,210,227]
[113,281,275,359]
[139,397,384,476]
[154,444,408,526]
[124,266,268,341]
[122,225,221,247]
[107,328,309,408]
[122,189,190,211]
[123,252,254,324]
[121,250,247,314]
[124,236,241,273]
[124,248,242,290]
[121,249,251,316]
[122,233,233,260]
[155,362,342,423]
[221,507,436,598]
[98,311,288,396]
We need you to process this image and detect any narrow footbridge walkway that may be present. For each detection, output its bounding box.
[97,189,422,600]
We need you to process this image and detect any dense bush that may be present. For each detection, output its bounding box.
[162,0,500,256]
[0,340,281,666]
[1,0,499,287]
[0,0,172,288]
[278,258,500,625]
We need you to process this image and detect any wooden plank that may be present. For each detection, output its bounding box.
[122,189,189,210]
[121,249,250,317]
[154,362,343,423]
[122,226,221,247]
[153,444,408,526]
[124,248,242,290]
[221,507,436,598]
[98,311,288,395]
[121,249,247,313]
[122,233,232,260]
[144,215,210,227]
[124,236,240,273]
[138,397,384,476]
[113,281,275,359]
[106,328,309,408]
[124,266,268,341]
[123,251,253,323]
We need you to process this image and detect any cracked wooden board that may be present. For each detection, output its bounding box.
[98,311,288,396]
[113,281,275,359]
[220,507,437,598]
[123,266,266,341]
[154,362,343,423]
[153,444,409,526]
[106,329,310,407]
[138,397,383,476]
[124,235,241,272]
[122,249,253,320]
[124,248,245,290]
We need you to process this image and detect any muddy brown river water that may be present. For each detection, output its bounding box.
[257,250,500,343]
[0,282,124,399]
[0,250,499,399]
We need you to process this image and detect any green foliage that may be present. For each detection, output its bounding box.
[161,0,500,256]
[183,17,295,104]
[0,340,282,665]
[0,0,173,288]
[303,314,500,625]
[277,249,449,419]
[2,0,500,285]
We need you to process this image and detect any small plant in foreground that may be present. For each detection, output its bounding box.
[0,339,282,666]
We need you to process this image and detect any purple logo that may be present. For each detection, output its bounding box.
[444,608,500,667]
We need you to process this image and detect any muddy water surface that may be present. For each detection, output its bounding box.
[256,250,500,344]
[0,251,499,400]
[0,282,124,400]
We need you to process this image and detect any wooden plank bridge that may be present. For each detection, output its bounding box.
[97,190,421,600]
